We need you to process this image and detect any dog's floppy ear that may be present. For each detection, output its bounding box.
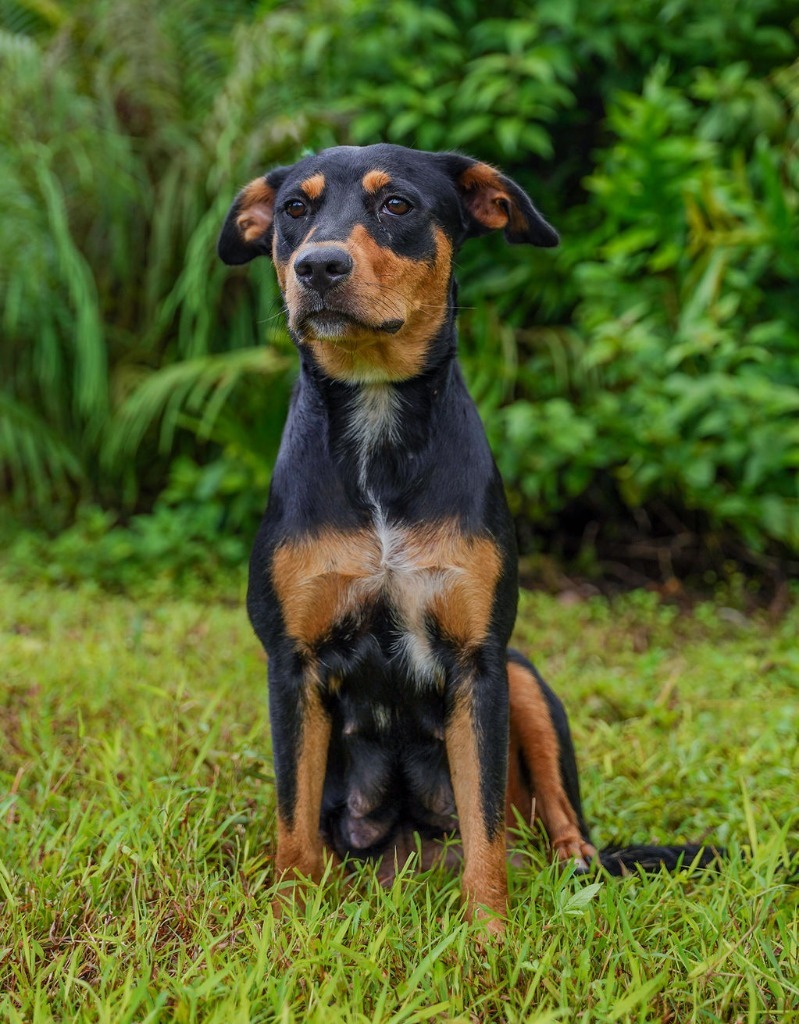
[436,153,558,247]
[217,166,291,265]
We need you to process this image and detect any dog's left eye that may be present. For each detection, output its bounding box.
[285,199,308,218]
[382,196,412,216]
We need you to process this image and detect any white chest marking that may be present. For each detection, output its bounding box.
[344,384,401,489]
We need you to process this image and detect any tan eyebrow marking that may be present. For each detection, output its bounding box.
[299,173,325,200]
[362,170,392,194]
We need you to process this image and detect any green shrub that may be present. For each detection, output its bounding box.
[0,0,295,518]
[4,453,260,593]
[491,61,799,551]
[2,0,797,567]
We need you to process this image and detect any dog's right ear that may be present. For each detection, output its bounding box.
[217,167,291,265]
[434,153,558,247]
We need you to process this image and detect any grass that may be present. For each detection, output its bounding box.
[1,577,797,1022]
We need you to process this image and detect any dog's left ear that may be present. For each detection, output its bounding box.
[217,166,291,265]
[436,153,558,247]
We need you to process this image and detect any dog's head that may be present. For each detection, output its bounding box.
[218,144,557,382]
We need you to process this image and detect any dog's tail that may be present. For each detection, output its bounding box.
[595,843,724,875]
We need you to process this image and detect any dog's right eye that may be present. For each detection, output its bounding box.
[285,200,308,218]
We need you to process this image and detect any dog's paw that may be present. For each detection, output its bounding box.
[552,836,597,874]
[469,904,507,942]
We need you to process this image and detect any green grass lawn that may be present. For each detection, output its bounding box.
[1,579,797,1023]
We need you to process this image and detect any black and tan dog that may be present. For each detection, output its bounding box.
[218,144,714,932]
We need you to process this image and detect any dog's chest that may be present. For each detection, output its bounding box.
[271,515,501,677]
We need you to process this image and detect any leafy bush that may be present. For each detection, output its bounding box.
[0,0,294,519]
[1,0,797,571]
[4,453,261,592]
[492,61,799,552]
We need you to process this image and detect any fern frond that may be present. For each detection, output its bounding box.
[0,393,83,509]
[106,345,290,465]
[34,161,109,428]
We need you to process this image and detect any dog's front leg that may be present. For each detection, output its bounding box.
[269,660,331,884]
[445,652,509,934]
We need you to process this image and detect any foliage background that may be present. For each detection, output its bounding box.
[2,0,798,586]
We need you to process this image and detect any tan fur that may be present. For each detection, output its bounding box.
[240,178,275,207]
[506,661,596,865]
[271,521,500,654]
[300,173,326,200]
[362,169,392,194]
[458,162,516,232]
[459,162,501,190]
[272,530,376,647]
[282,225,452,382]
[423,534,500,645]
[235,178,276,243]
[275,676,331,882]
[446,696,508,930]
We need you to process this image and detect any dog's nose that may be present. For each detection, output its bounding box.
[294,247,353,294]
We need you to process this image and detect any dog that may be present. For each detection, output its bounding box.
[217,144,715,933]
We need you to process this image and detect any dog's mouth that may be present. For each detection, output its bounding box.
[296,305,405,343]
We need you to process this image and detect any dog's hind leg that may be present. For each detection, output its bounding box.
[506,650,596,870]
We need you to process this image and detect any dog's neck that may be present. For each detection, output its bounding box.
[293,299,463,497]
